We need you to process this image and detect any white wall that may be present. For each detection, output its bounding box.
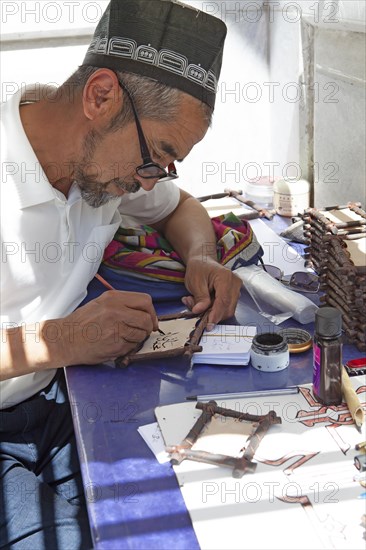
[311,3,366,206]
[0,1,104,96]
[178,1,271,196]
[266,0,365,205]
[1,1,365,204]
[267,2,302,181]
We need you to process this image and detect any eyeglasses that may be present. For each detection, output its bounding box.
[260,262,320,293]
[116,76,178,183]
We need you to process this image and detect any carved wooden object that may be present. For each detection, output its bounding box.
[167,400,281,478]
[301,203,366,350]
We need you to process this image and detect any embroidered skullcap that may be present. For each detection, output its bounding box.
[82,0,227,108]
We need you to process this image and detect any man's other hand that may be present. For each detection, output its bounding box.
[182,258,242,328]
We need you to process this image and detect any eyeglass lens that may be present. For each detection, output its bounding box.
[116,75,178,182]
[290,272,319,292]
[262,264,319,292]
[262,265,282,280]
[137,164,165,178]
[137,162,177,182]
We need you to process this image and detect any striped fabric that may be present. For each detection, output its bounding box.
[103,212,263,282]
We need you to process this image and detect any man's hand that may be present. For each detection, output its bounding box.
[1,291,159,381]
[152,189,243,326]
[58,291,158,365]
[182,258,242,327]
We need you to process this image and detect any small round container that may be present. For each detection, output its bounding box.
[273,178,310,217]
[243,178,275,207]
[278,328,312,354]
[250,333,289,372]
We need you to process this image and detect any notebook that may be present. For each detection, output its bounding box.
[191,324,256,366]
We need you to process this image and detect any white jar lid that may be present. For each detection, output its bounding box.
[273,179,310,194]
[243,177,275,204]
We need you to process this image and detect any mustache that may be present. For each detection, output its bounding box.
[80,189,120,208]
[79,176,141,194]
[77,177,141,208]
[109,178,141,194]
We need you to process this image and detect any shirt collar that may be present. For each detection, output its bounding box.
[1,84,60,209]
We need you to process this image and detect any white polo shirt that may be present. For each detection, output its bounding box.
[0,85,180,408]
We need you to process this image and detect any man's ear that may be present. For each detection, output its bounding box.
[82,69,122,122]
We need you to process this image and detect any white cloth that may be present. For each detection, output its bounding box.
[0,85,180,408]
[235,265,318,325]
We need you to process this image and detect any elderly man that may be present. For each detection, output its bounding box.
[0,1,241,547]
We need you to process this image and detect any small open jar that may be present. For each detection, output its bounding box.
[250,333,289,372]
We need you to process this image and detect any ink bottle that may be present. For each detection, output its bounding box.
[250,333,289,372]
[313,307,343,406]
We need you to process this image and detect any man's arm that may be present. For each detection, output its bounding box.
[152,189,242,326]
[0,291,158,381]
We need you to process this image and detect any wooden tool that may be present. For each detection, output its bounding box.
[224,188,276,220]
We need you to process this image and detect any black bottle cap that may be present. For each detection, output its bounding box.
[315,307,342,338]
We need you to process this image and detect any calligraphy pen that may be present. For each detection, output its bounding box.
[94,273,165,335]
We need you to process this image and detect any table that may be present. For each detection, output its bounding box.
[65,284,363,549]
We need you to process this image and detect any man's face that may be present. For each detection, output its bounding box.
[75,129,140,208]
[75,94,209,208]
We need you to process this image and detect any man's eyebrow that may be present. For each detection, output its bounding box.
[159,141,184,162]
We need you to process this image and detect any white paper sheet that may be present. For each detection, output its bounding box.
[134,318,198,355]
[155,376,366,550]
[250,217,307,275]
[137,422,170,464]
[192,325,256,366]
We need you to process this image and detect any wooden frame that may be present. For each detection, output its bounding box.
[115,310,209,368]
[167,400,281,478]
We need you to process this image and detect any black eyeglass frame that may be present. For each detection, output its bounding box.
[115,76,178,183]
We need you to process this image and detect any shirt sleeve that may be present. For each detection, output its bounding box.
[117,180,180,227]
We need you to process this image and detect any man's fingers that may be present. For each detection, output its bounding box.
[97,291,158,332]
[98,290,157,318]
[191,297,212,314]
[208,274,242,324]
[62,290,159,365]
[182,295,212,313]
[207,295,233,325]
[181,296,195,310]
[114,322,150,344]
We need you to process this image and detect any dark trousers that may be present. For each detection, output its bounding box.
[0,370,93,549]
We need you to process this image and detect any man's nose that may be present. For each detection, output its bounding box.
[135,175,160,191]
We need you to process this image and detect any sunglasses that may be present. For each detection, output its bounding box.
[260,262,320,293]
[116,76,178,183]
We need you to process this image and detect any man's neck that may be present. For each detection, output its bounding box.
[19,86,84,198]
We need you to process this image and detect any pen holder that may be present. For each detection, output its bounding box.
[250,333,289,372]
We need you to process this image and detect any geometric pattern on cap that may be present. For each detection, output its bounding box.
[87,36,218,92]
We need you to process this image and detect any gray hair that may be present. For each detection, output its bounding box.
[61,65,213,130]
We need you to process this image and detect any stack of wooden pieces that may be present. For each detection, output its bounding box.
[302,203,366,351]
